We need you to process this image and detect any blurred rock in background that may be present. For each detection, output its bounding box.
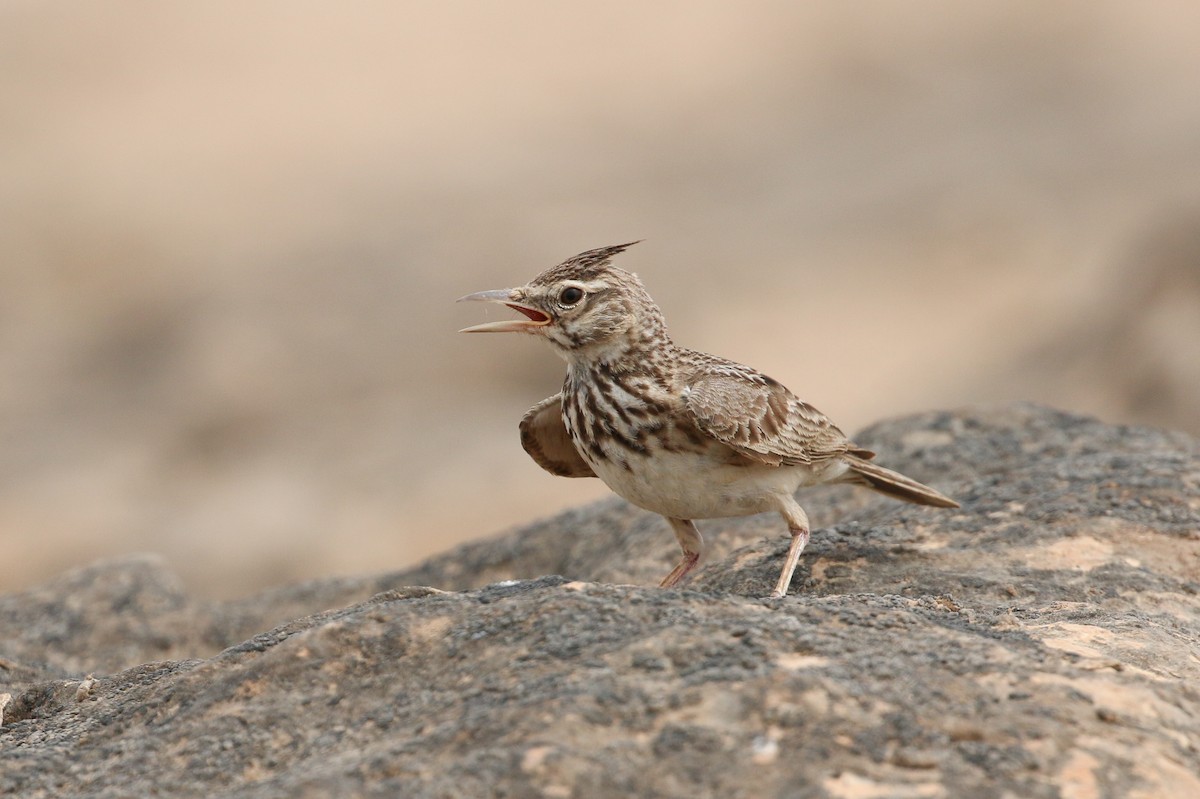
[2,2,1198,596]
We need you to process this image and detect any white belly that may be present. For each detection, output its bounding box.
[587,445,843,520]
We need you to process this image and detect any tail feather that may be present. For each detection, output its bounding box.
[841,454,959,508]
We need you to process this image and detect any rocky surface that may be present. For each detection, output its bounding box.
[1,404,1198,798]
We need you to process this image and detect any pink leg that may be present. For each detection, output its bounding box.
[770,499,811,599]
[660,518,703,588]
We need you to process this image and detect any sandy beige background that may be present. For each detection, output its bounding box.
[3,2,1198,597]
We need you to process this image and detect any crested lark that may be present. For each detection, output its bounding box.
[460,243,958,598]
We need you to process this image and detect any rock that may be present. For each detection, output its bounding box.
[1,404,1198,798]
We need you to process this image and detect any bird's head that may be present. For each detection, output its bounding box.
[459,242,666,362]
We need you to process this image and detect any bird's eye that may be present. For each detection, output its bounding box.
[559,286,585,306]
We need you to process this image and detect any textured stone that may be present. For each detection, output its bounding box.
[1,404,1198,798]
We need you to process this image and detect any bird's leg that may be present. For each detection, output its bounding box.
[770,499,811,598]
[660,518,703,588]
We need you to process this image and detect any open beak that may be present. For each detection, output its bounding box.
[457,289,552,333]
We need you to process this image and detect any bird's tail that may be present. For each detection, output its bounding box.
[840,454,959,508]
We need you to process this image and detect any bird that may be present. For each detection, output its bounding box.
[458,242,958,598]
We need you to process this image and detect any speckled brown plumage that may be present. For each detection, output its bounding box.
[461,243,959,597]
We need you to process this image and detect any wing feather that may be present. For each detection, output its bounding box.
[681,366,852,467]
[519,394,597,478]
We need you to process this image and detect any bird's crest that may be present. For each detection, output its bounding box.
[531,241,641,285]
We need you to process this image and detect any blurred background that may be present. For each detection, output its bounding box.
[2,2,1198,597]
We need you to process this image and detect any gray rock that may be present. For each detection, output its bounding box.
[1,404,1198,798]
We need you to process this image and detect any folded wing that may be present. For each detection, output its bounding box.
[681,366,868,467]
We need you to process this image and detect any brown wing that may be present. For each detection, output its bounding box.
[519,394,597,478]
[681,368,863,467]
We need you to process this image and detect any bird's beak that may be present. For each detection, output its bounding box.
[457,289,552,333]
